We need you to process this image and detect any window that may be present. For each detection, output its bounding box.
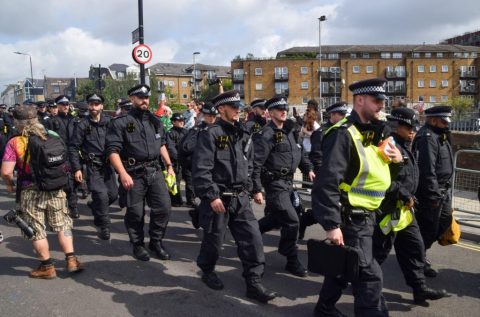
[207,71,216,79]
[437,52,444,58]
[413,52,421,58]
[366,66,373,73]
[429,96,436,103]
[418,96,424,102]
[300,66,308,74]
[53,85,60,93]
[328,53,339,59]
[395,66,406,77]
[234,83,244,92]
[381,52,391,59]
[181,81,188,88]
[429,65,436,73]
[255,68,263,75]
[168,81,174,87]
[274,67,288,79]
[441,95,448,102]
[441,65,449,72]
[425,52,432,58]
[350,53,357,58]
[362,53,370,59]
[352,66,360,73]
[418,80,425,88]
[182,93,188,99]
[441,80,448,87]
[117,72,124,79]
[418,65,425,73]
[454,52,462,58]
[255,83,263,91]
[275,82,288,95]
[233,69,244,80]
[472,52,478,58]
[392,52,402,59]
[430,79,436,88]
[302,97,309,104]
[301,82,309,89]
[330,67,341,73]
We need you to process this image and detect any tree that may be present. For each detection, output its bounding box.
[446,96,475,120]
[199,78,233,101]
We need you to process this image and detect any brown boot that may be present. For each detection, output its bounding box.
[29,264,56,279]
[66,256,84,273]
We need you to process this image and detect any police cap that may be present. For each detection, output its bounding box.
[424,105,452,122]
[171,113,185,122]
[250,99,267,109]
[119,99,132,110]
[265,96,288,111]
[201,102,217,115]
[35,101,48,108]
[86,93,105,103]
[128,84,151,97]
[13,105,37,120]
[349,78,387,100]
[0,103,8,109]
[212,90,243,108]
[387,107,416,127]
[55,95,70,105]
[326,101,348,114]
[76,101,89,113]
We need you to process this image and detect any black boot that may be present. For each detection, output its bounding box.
[201,271,224,290]
[424,258,438,277]
[98,227,110,240]
[245,277,277,303]
[314,303,347,317]
[148,241,171,260]
[69,207,80,219]
[133,244,150,261]
[285,256,308,277]
[413,284,450,305]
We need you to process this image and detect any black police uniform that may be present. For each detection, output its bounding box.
[412,107,454,250]
[45,98,78,217]
[0,108,10,160]
[192,90,275,302]
[69,112,118,234]
[166,118,189,206]
[252,100,312,275]
[105,100,171,256]
[245,114,267,134]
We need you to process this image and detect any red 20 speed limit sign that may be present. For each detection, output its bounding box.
[132,44,153,64]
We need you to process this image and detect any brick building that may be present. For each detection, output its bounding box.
[231,44,480,109]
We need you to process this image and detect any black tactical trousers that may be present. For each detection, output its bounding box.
[416,190,453,250]
[86,164,118,228]
[120,166,171,245]
[183,167,195,204]
[318,213,389,317]
[259,181,299,257]
[170,163,184,205]
[197,194,265,279]
[373,215,425,288]
[65,169,78,212]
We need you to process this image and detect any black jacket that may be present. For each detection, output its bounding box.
[245,115,267,134]
[44,112,75,144]
[309,121,334,173]
[178,121,210,169]
[166,126,188,163]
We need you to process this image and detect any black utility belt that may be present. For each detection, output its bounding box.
[124,159,160,172]
[220,186,248,197]
[262,168,294,180]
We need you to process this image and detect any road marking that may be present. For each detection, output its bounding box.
[455,242,480,252]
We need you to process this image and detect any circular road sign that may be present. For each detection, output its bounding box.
[132,44,153,65]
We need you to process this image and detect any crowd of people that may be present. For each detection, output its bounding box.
[0,76,456,316]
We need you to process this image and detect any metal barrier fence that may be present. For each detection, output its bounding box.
[452,149,480,229]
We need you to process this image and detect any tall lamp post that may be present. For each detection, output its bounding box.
[318,16,326,110]
[14,51,34,100]
[192,51,200,99]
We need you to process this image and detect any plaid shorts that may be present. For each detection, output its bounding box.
[20,188,72,240]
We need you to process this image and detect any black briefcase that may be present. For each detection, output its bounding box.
[307,239,359,281]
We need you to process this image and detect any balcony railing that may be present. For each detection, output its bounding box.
[274,73,289,81]
[319,72,341,80]
[275,89,289,96]
[460,86,477,93]
[322,86,341,95]
[386,86,406,94]
[460,71,478,78]
[385,70,407,78]
[232,74,244,82]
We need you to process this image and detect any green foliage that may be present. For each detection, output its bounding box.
[76,80,95,102]
[446,97,475,119]
[170,103,187,112]
[198,78,233,101]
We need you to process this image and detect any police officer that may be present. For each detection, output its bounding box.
[178,102,217,228]
[372,107,449,305]
[72,101,90,200]
[412,105,454,277]
[245,99,267,134]
[297,101,349,240]
[119,99,132,115]
[47,100,58,117]
[166,113,188,206]
[0,103,10,160]
[252,96,314,277]
[45,95,79,218]
[192,90,277,303]
[106,84,174,261]
[312,78,403,317]
[35,101,49,123]
[69,93,118,240]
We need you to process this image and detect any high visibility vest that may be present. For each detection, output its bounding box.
[328,119,391,210]
[379,202,414,235]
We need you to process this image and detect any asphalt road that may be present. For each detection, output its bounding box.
[1,185,479,317]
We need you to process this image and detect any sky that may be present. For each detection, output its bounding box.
[1,0,479,89]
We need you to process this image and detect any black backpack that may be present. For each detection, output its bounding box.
[25,131,68,191]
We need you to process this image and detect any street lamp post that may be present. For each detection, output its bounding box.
[318,16,326,110]
[192,51,200,99]
[14,51,34,100]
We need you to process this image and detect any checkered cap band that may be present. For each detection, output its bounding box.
[57,97,69,104]
[267,98,287,109]
[214,94,241,107]
[328,105,348,113]
[353,85,385,95]
[388,115,413,124]
[130,86,150,96]
[425,112,451,117]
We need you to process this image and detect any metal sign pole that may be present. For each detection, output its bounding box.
[138,0,145,84]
